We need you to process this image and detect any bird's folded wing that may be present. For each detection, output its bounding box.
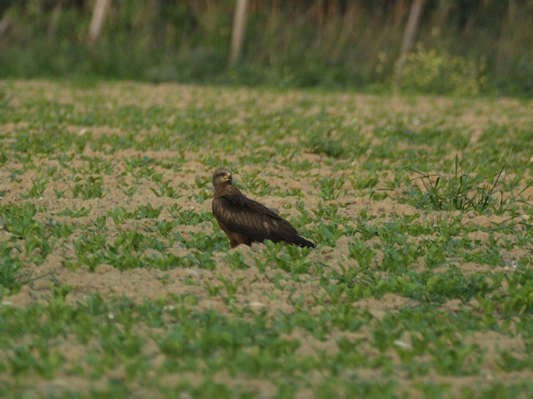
[214,195,288,241]
[222,194,282,219]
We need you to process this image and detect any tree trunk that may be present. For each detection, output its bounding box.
[331,1,360,61]
[392,0,408,34]
[47,3,63,38]
[395,0,426,83]
[89,0,110,43]
[229,0,248,65]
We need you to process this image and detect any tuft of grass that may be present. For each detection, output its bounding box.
[404,156,524,214]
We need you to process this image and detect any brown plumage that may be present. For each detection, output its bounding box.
[212,168,315,249]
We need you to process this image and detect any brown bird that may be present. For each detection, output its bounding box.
[212,168,315,249]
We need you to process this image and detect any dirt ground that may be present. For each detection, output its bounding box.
[1,81,533,397]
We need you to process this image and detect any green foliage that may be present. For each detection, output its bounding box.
[150,179,180,198]
[21,175,49,199]
[72,176,106,199]
[255,241,313,274]
[57,206,92,218]
[168,206,213,226]
[226,251,249,270]
[307,132,348,159]
[395,44,487,96]
[0,203,43,239]
[0,245,29,293]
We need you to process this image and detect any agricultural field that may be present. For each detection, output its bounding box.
[0,80,532,399]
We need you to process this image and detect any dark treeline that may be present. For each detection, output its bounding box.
[1,0,532,96]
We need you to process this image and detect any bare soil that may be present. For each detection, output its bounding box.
[1,81,533,397]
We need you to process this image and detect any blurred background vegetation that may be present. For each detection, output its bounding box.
[1,0,532,96]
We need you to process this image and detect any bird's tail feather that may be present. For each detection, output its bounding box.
[292,236,315,248]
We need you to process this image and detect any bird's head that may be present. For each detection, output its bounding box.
[212,167,233,187]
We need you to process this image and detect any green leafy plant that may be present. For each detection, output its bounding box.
[21,176,49,199]
[57,206,93,218]
[72,176,106,199]
[150,180,180,198]
[0,203,44,239]
[226,251,249,270]
[0,256,28,292]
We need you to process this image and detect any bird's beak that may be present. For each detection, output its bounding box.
[223,173,232,182]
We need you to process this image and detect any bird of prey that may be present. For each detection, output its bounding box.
[211,168,315,249]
